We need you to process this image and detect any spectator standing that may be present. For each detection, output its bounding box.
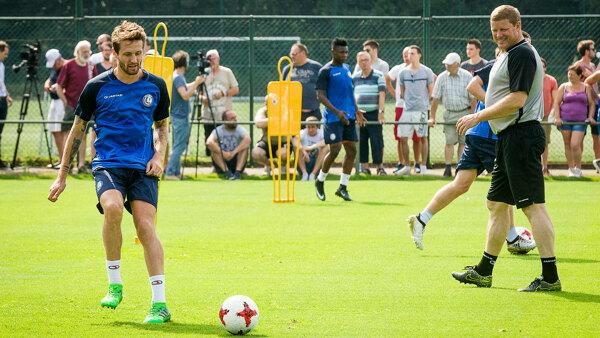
[200,49,239,156]
[205,110,250,180]
[461,39,488,75]
[554,64,596,177]
[89,33,111,65]
[541,58,558,175]
[0,41,12,168]
[56,40,98,173]
[44,49,67,163]
[298,116,327,181]
[430,52,474,177]
[387,47,420,174]
[94,42,113,74]
[396,45,434,175]
[353,51,387,175]
[165,50,205,178]
[282,43,323,122]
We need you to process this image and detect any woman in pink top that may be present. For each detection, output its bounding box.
[554,64,596,177]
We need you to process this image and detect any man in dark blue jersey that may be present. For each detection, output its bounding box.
[314,38,365,201]
[48,21,172,323]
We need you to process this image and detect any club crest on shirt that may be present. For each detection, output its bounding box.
[142,94,154,107]
[96,180,103,192]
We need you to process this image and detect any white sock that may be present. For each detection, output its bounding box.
[317,170,328,182]
[340,173,350,186]
[149,275,166,303]
[106,260,122,284]
[419,209,433,225]
[506,226,519,242]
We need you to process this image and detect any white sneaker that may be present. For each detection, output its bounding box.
[573,167,582,177]
[308,173,315,181]
[395,165,411,176]
[419,165,428,175]
[301,173,309,181]
[568,168,575,177]
[407,215,425,250]
[507,235,536,254]
[593,159,600,173]
[414,165,421,174]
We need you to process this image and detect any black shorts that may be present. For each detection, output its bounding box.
[487,121,545,209]
[256,139,294,158]
[93,167,159,214]
[456,135,497,175]
[324,119,358,144]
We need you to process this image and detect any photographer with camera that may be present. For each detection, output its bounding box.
[198,49,239,156]
[56,40,97,173]
[0,41,13,168]
[164,50,205,178]
[44,49,66,163]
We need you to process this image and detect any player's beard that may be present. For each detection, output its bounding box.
[119,60,140,75]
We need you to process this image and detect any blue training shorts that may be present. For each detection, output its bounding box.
[92,167,159,214]
[456,135,497,175]
[324,119,358,144]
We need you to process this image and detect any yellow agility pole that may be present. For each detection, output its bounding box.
[134,22,174,244]
[266,56,302,203]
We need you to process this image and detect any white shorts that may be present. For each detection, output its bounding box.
[48,99,65,133]
[397,110,428,138]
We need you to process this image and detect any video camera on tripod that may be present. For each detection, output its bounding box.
[190,50,211,75]
[12,41,41,75]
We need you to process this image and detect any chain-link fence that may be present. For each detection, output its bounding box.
[1,15,600,167]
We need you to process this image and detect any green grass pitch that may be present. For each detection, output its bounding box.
[1,176,599,336]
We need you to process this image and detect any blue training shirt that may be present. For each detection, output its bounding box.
[316,62,356,123]
[466,60,497,140]
[75,70,170,171]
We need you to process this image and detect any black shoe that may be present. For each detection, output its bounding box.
[335,186,352,201]
[360,167,371,175]
[229,171,242,180]
[443,165,452,177]
[451,265,492,288]
[376,168,387,176]
[223,170,233,180]
[518,276,561,292]
[0,160,6,169]
[315,179,326,201]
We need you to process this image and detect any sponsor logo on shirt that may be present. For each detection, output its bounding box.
[104,93,123,99]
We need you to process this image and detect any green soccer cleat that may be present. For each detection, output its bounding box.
[518,276,562,292]
[143,302,171,324]
[100,283,123,309]
[451,266,493,288]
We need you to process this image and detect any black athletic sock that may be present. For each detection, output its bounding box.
[474,251,497,276]
[541,257,559,283]
[338,184,347,190]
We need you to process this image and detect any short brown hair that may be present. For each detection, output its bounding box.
[577,40,595,57]
[568,63,583,76]
[363,40,380,50]
[172,50,189,69]
[467,39,482,50]
[490,5,521,26]
[292,42,308,55]
[0,41,8,52]
[111,20,147,53]
[409,45,422,55]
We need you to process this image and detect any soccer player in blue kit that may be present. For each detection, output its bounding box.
[314,38,365,201]
[48,21,172,323]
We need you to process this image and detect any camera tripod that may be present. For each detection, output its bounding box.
[182,80,224,179]
[10,66,53,169]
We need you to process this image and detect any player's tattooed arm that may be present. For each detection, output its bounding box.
[48,116,86,202]
[146,117,169,177]
[60,116,87,176]
[153,118,169,160]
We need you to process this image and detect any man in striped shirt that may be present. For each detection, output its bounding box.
[430,52,474,177]
[353,51,387,175]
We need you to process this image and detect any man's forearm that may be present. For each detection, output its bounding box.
[59,117,87,177]
[477,92,527,122]
[153,119,169,160]
[318,91,341,117]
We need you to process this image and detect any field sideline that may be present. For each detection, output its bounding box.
[1,176,599,336]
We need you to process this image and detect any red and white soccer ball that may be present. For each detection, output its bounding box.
[515,226,535,242]
[219,295,259,335]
